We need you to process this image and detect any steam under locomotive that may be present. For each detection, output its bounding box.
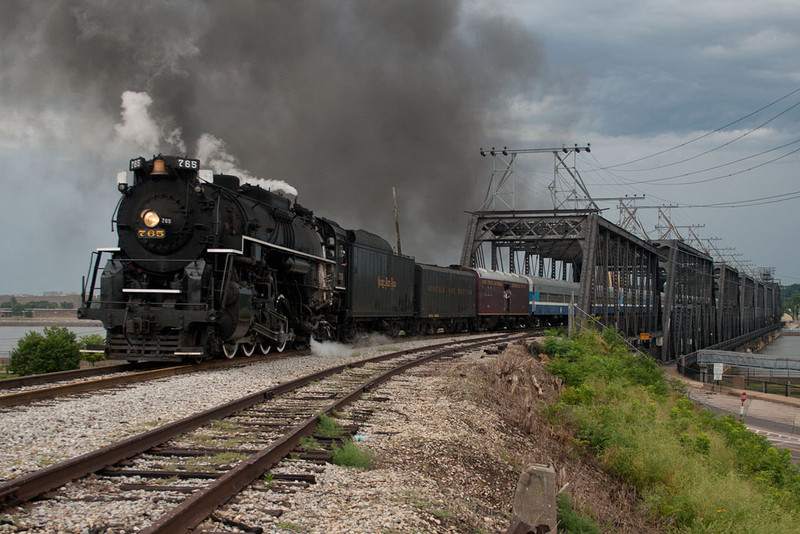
[79,155,573,362]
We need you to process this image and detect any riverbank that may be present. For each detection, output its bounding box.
[0,318,102,327]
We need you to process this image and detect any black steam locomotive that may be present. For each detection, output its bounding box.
[79,155,572,362]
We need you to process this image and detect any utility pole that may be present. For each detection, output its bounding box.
[393,186,402,255]
[477,144,594,211]
[616,196,649,239]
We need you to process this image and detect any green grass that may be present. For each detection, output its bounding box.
[557,492,602,534]
[208,419,241,432]
[299,436,322,450]
[544,328,800,531]
[330,438,375,469]
[316,413,344,437]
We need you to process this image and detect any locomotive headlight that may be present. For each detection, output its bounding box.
[142,209,161,228]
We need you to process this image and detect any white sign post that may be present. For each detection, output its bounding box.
[713,363,723,382]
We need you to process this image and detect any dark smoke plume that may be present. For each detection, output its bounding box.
[2,0,547,272]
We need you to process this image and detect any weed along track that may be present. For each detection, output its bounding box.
[0,333,523,532]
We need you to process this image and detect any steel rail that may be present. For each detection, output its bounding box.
[0,363,133,390]
[0,332,519,510]
[0,364,190,408]
[0,349,304,408]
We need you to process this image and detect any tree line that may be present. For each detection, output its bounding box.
[782,284,800,319]
[1,297,74,317]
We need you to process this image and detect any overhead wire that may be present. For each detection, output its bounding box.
[603,98,800,174]
[600,140,800,186]
[597,85,800,169]
[577,154,765,271]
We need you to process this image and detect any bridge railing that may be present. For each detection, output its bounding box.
[693,370,800,399]
[679,324,781,375]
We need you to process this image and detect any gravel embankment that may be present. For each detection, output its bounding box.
[205,349,523,533]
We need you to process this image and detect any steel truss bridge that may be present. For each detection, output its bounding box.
[460,209,781,363]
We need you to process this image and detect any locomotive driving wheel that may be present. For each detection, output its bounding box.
[274,324,288,353]
[222,341,238,359]
[241,343,256,357]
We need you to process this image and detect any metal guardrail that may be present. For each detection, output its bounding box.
[681,324,781,370]
[697,350,800,372]
[678,364,800,399]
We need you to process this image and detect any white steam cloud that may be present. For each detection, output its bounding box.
[114,91,160,153]
[114,91,297,198]
[196,133,299,198]
[309,333,397,358]
[309,338,354,358]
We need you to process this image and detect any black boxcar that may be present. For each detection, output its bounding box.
[346,230,415,319]
[415,264,476,318]
[414,264,476,333]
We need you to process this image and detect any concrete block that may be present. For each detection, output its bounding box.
[511,463,556,532]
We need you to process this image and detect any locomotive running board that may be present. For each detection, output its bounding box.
[208,235,336,265]
[122,289,182,294]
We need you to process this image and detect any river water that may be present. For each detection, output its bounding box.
[758,334,800,359]
[0,325,106,359]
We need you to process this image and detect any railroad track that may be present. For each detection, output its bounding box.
[0,363,135,390]
[0,332,524,532]
[0,332,481,409]
[0,350,305,408]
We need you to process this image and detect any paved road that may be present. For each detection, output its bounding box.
[667,365,800,463]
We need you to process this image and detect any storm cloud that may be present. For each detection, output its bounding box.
[0,0,555,293]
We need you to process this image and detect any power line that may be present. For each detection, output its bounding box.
[675,189,800,209]
[598,85,800,169]
[603,141,800,186]
[605,98,800,173]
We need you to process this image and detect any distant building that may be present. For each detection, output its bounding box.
[30,309,79,319]
[0,294,82,308]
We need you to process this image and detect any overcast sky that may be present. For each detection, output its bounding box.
[1,0,799,295]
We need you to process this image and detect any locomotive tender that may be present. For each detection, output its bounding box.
[79,155,575,362]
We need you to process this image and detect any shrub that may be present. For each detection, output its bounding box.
[9,327,80,376]
[544,329,800,531]
[556,492,602,533]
